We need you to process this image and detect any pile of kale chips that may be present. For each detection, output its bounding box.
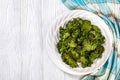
[57,18,105,68]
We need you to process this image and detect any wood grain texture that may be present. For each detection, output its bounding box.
[0,0,80,80]
[0,0,21,80]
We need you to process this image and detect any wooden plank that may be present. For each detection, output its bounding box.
[0,0,21,80]
[20,0,43,80]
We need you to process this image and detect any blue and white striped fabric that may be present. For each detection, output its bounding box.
[62,0,120,80]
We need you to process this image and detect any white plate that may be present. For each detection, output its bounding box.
[46,10,112,75]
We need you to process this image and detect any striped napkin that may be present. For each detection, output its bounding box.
[62,0,120,80]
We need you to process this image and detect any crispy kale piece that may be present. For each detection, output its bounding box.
[82,40,98,51]
[62,53,78,68]
[92,25,101,32]
[77,56,89,68]
[57,18,105,68]
[81,20,92,33]
[68,40,77,47]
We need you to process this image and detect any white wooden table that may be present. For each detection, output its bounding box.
[0,0,80,80]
